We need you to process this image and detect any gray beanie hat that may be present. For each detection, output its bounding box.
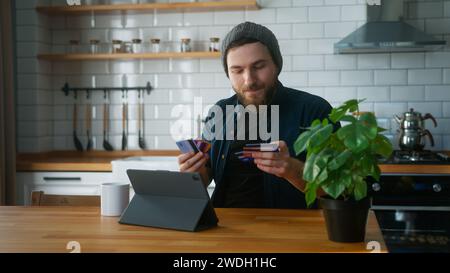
[221,21,283,77]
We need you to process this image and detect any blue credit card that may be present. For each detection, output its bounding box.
[176,139,200,154]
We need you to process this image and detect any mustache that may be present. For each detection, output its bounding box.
[241,83,264,92]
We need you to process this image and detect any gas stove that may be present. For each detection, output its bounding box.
[379,150,450,164]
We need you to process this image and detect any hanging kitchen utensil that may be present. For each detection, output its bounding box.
[102,90,114,151]
[86,91,94,151]
[72,93,83,152]
[121,89,128,151]
[138,89,146,150]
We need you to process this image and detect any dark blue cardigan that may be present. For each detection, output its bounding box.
[204,81,335,209]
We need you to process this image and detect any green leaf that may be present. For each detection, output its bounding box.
[305,182,318,208]
[316,168,328,184]
[328,149,352,171]
[322,181,346,200]
[353,176,367,201]
[308,124,333,150]
[372,134,393,158]
[294,130,312,155]
[377,126,387,133]
[338,172,352,188]
[344,99,359,112]
[336,123,369,153]
[329,108,346,123]
[311,119,321,127]
[303,153,320,182]
[314,149,333,169]
[339,115,357,123]
[359,154,375,176]
[371,165,381,181]
[359,112,378,140]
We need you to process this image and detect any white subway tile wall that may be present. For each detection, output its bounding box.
[15,0,450,152]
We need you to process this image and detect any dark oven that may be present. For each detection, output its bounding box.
[368,151,450,253]
[370,174,450,210]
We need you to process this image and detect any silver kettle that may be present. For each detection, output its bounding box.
[394,108,437,130]
[397,128,435,151]
[394,108,437,151]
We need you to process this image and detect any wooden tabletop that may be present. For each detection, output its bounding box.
[0,206,386,253]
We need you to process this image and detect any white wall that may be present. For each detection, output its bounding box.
[15,0,450,152]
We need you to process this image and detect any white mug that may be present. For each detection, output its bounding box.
[101,183,130,216]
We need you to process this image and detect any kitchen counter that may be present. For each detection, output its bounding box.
[17,151,450,173]
[16,150,180,172]
[0,206,386,253]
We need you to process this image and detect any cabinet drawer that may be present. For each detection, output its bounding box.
[16,172,113,205]
[17,172,113,185]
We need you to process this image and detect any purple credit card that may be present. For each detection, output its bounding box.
[176,139,211,154]
[176,139,200,154]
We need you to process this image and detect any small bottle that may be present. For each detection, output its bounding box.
[131,39,142,53]
[89,39,100,54]
[112,40,122,53]
[180,38,191,52]
[209,37,220,52]
[150,38,161,53]
[68,40,80,54]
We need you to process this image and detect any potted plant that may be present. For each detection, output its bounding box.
[294,99,393,243]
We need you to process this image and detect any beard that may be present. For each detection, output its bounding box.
[234,81,276,107]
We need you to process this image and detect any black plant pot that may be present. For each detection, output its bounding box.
[319,196,371,243]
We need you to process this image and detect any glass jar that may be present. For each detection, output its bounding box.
[150,38,161,53]
[89,39,100,54]
[131,39,142,53]
[123,42,132,53]
[112,40,122,53]
[68,40,80,54]
[209,37,220,52]
[180,38,191,53]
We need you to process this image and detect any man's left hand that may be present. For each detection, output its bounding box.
[251,140,304,182]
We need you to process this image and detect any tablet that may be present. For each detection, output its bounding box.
[119,170,218,232]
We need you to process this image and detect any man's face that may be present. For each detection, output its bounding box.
[226,42,278,106]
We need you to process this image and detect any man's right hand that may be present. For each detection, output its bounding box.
[178,152,211,187]
[178,152,209,173]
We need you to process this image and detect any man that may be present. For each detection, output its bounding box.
[178,22,336,208]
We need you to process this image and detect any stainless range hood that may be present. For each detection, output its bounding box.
[334,0,446,54]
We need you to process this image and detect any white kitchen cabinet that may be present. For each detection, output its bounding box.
[16,171,113,205]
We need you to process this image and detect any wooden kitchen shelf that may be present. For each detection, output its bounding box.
[37,51,220,61]
[36,0,259,15]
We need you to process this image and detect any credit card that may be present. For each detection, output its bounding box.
[193,139,211,153]
[176,139,211,154]
[176,139,200,154]
[243,143,279,152]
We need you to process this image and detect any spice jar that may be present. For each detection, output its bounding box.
[89,39,100,54]
[131,39,142,53]
[68,40,80,53]
[112,40,122,53]
[123,42,132,53]
[180,38,191,52]
[150,38,160,53]
[209,37,220,52]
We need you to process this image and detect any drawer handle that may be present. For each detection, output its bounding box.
[43,177,82,182]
